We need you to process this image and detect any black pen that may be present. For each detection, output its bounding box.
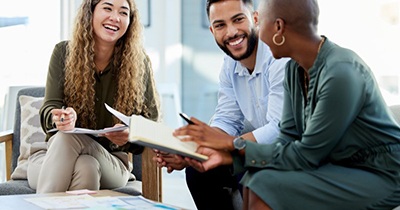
[60,106,66,122]
[179,112,194,125]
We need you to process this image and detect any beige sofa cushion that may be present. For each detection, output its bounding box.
[11,95,45,180]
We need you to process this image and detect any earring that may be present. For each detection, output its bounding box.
[272,34,285,46]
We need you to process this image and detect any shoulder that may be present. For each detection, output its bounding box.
[219,54,239,78]
[320,40,370,79]
[222,54,237,68]
[54,40,69,50]
[51,40,69,58]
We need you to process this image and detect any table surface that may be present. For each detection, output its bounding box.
[0,190,156,210]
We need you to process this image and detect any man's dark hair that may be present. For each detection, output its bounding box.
[206,0,254,18]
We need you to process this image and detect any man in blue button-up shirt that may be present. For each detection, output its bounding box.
[154,0,288,209]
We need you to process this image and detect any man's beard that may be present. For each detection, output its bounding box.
[217,28,258,61]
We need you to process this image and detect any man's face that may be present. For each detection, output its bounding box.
[209,0,258,61]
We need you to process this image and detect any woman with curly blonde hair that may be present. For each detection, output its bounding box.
[27,0,160,193]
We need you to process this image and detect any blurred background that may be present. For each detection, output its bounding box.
[1,0,400,209]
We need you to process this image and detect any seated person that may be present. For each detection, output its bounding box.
[173,0,400,209]
[27,0,160,193]
[154,0,288,209]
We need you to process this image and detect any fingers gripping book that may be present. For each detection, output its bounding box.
[105,104,208,161]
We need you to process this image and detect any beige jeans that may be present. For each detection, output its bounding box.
[27,132,131,193]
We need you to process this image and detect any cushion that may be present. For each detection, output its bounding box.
[10,95,46,180]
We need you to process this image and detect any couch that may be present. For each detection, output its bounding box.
[0,87,162,201]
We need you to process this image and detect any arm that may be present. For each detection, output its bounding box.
[242,61,365,171]
[210,56,246,136]
[39,42,67,135]
[182,60,367,173]
[141,55,160,122]
[153,57,241,171]
[251,58,287,144]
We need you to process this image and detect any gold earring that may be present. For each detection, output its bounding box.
[272,34,285,46]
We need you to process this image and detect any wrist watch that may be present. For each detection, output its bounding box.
[233,136,247,151]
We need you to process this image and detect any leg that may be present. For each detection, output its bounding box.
[242,163,399,210]
[27,149,47,190]
[185,165,237,210]
[242,186,249,210]
[36,133,130,193]
[248,188,272,210]
[68,155,100,190]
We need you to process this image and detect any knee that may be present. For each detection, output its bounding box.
[74,155,100,179]
[245,170,284,199]
[48,132,77,148]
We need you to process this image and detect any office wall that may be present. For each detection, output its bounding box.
[181,0,224,122]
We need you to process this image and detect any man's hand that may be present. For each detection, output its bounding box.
[152,149,189,173]
[173,117,235,150]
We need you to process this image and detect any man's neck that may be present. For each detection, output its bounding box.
[239,44,258,74]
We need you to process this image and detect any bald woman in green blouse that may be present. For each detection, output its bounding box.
[172,0,400,209]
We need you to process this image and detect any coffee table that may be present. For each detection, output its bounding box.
[0,190,126,210]
[0,190,184,210]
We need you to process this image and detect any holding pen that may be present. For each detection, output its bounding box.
[60,106,66,122]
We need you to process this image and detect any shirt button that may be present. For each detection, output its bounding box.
[251,160,256,164]
[261,160,267,165]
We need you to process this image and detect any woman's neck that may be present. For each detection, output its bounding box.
[94,44,114,73]
[291,36,324,71]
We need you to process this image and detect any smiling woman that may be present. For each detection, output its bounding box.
[25,0,160,194]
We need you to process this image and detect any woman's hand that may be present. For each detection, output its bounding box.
[51,107,76,131]
[173,117,235,150]
[103,124,129,146]
[185,147,233,172]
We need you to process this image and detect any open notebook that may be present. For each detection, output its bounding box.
[105,104,208,162]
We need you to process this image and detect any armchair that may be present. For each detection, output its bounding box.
[0,87,162,202]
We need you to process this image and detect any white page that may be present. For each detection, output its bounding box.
[104,103,131,126]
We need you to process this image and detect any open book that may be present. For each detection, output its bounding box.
[128,114,208,161]
[50,103,208,161]
[105,104,208,162]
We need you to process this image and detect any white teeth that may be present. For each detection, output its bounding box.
[104,24,118,31]
[229,37,243,46]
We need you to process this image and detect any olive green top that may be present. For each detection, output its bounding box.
[233,37,400,174]
[40,41,159,154]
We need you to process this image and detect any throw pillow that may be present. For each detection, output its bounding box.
[10,95,46,180]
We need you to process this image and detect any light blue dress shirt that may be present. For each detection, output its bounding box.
[210,39,289,144]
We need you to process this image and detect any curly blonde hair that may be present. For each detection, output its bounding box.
[64,0,159,128]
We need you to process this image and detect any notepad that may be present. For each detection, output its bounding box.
[128,114,208,161]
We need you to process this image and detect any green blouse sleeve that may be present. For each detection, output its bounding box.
[39,41,67,140]
[236,60,366,172]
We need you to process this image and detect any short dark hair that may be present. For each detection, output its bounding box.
[206,0,254,18]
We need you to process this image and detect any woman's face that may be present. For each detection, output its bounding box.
[92,0,130,45]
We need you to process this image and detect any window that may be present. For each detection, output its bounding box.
[318,0,400,105]
[0,0,61,182]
